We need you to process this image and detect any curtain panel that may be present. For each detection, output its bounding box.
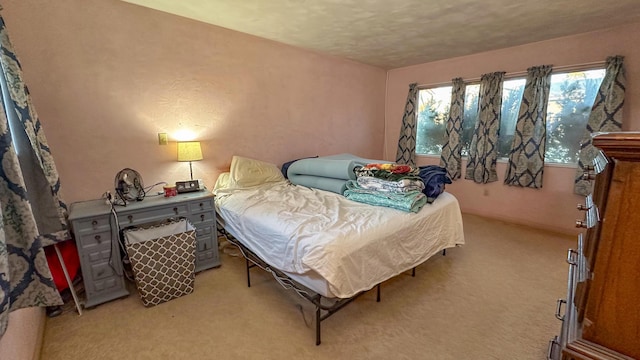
[504,65,553,188]
[0,13,66,336]
[396,83,418,167]
[574,56,625,196]
[439,78,465,180]
[465,72,505,184]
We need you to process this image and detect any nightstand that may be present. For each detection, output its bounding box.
[68,191,220,308]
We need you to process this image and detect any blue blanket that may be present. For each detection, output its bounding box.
[287,174,351,194]
[286,154,391,194]
[418,165,452,203]
[287,158,362,180]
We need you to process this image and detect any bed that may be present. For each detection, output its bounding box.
[214,155,465,344]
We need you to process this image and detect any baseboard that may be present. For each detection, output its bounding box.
[462,210,578,237]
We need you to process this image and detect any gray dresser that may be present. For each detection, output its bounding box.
[68,191,220,308]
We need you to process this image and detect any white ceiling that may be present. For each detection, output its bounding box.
[121,0,640,69]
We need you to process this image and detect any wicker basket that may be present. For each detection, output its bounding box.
[123,219,196,307]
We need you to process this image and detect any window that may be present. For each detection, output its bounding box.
[415,68,605,165]
[415,86,451,155]
[497,79,526,158]
[461,84,479,156]
[545,69,605,163]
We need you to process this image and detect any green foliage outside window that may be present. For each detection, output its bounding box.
[415,69,605,165]
[415,87,450,155]
[545,71,603,163]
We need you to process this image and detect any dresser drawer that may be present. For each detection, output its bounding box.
[118,204,189,226]
[90,261,117,281]
[85,274,124,298]
[197,235,214,252]
[198,249,217,262]
[78,230,112,249]
[195,233,219,272]
[195,225,214,238]
[86,245,113,263]
[190,198,214,213]
[189,211,215,227]
[74,216,111,235]
[92,276,120,292]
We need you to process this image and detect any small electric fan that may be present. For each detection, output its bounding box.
[114,168,145,205]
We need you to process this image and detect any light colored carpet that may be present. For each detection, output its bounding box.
[40,214,574,360]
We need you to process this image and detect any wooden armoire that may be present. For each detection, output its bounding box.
[549,132,640,360]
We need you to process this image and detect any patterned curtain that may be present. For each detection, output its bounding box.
[0,13,67,336]
[465,72,505,183]
[439,78,465,180]
[396,83,418,167]
[574,56,625,195]
[504,65,552,188]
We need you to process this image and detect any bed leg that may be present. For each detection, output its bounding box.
[246,258,251,287]
[315,305,321,345]
[411,267,416,277]
[376,284,381,302]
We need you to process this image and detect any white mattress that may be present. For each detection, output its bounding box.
[215,181,465,298]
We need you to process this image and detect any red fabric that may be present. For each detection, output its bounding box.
[44,239,81,292]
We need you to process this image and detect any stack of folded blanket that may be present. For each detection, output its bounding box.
[285,153,391,194]
[344,163,428,213]
[283,154,452,213]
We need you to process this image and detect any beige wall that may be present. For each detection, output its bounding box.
[385,22,640,234]
[0,0,385,354]
[2,0,387,205]
[0,308,45,360]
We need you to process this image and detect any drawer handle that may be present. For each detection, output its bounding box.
[91,220,98,228]
[199,202,204,209]
[566,249,577,266]
[95,235,102,243]
[97,270,105,277]
[173,207,178,215]
[581,171,596,181]
[200,214,205,222]
[555,299,566,320]
[576,203,590,211]
[547,337,559,359]
[128,215,133,223]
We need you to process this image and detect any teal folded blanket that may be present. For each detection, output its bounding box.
[286,174,349,194]
[287,158,361,180]
[343,180,427,213]
[287,154,392,194]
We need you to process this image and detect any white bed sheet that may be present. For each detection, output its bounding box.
[215,181,464,298]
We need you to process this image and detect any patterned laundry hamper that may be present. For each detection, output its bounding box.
[123,218,196,307]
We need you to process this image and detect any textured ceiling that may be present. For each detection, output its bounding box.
[121,0,640,69]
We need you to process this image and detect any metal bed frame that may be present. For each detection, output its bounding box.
[217,223,446,345]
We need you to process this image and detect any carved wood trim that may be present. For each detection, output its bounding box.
[564,339,635,360]
[592,132,640,161]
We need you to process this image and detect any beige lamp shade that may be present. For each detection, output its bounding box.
[177,141,203,162]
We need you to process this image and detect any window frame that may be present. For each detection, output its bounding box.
[414,65,606,166]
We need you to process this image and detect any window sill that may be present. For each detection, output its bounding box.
[416,154,578,169]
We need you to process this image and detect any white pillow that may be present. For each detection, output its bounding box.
[213,172,232,193]
[229,155,285,188]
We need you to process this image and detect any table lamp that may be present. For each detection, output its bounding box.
[177,141,203,180]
